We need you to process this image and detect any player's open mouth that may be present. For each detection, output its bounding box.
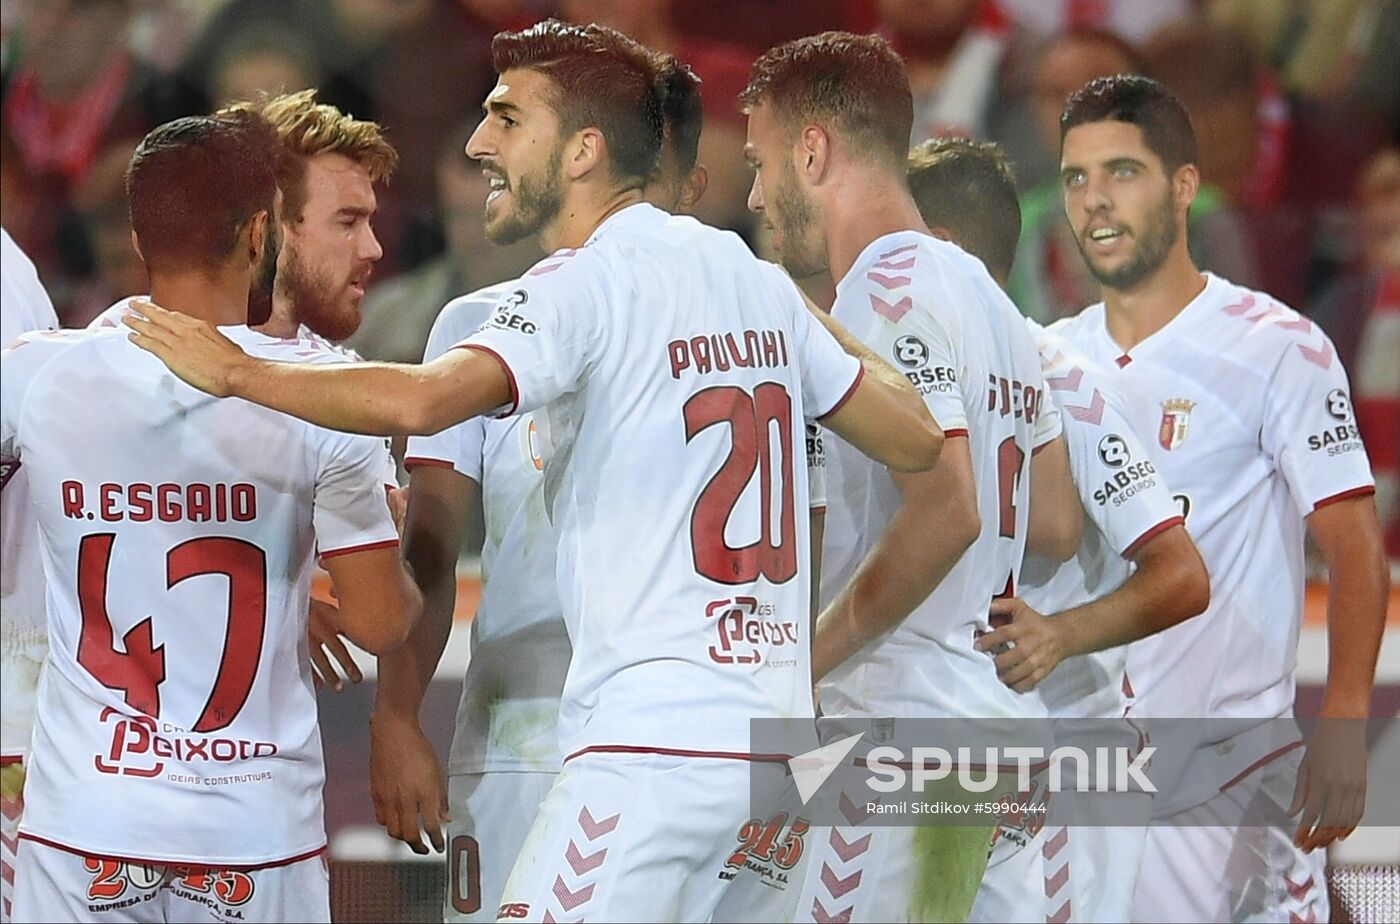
[486,174,509,206]
[1086,225,1127,251]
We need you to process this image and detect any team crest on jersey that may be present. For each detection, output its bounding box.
[1157,399,1196,451]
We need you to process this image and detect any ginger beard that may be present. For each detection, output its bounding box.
[276,230,368,342]
[481,139,566,246]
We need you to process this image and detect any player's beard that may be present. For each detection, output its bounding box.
[485,143,565,246]
[246,220,279,327]
[772,159,827,278]
[1078,185,1179,291]
[277,242,362,342]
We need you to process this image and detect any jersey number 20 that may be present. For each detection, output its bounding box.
[684,383,797,585]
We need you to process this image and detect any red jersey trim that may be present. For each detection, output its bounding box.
[564,744,792,764]
[17,834,326,872]
[942,428,969,439]
[453,343,520,418]
[1310,485,1376,513]
[403,456,456,472]
[1031,437,1054,456]
[1121,515,1186,559]
[1218,740,1304,794]
[816,366,865,422]
[810,504,828,515]
[319,538,399,560]
[1115,355,1132,368]
[0,755,21,767]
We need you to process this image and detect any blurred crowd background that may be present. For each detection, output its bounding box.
[1,0,1397,557]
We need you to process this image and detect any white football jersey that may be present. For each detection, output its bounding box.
[89,300,399,491]
[0,325,398,866]
[818,231,1061,721]
[1020,321,1182,720]
[407,283,570,775]
[1,228,59,758]
[1055,273,1375,730]
[459,203,862,758]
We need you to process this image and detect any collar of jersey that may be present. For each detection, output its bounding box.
[1099,271,1221,362]
[583,200,664,248]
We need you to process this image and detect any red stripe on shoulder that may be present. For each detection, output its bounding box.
[403,456,456,472]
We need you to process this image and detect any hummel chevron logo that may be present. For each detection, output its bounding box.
[1064,389,1106,425]
[1046,366,1083,392]
[828,829,872,863]
[565,840,606,875]
[812,897,854,924]
[820,863,862,899]
[866,271,911,290]
[869,293,913,322]
[552,875,594,912]
[788,732,864,805]
[577,807,619,840]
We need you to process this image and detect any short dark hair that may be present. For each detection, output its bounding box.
[741,32,913,170]
[126,111,279,274]
[1060,75,1198,175]
[907,137,1021,282]
[492,19,663,186]
[656,55,703,174]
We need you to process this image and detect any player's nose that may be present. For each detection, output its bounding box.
[746,174,764,214]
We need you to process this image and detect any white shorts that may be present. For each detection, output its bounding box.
[1131,744,1328,924]
[446,771,556,923]
[785,777,996,924]
[496,750,762,923]
[10,837,329,923]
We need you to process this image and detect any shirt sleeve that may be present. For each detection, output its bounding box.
[458,264,599,418]
[837,276,967,435]
[1261,325,1376,516]
[405,296,492,481]
[314,429,402,558]
[773,271,864,422]
[1061,377,1182,558]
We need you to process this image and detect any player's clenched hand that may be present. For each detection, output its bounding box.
[308,597,362,693]
[123,300,250,398]
[370,710,450,855]
[974,598,1068,694]
[1289,720,1367,852]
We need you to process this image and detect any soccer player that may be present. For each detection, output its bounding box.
[366,54,726,923]
[124,21,943,922]
[2,112,420,922]
[0,228,59,923]
[739,33,1081,924]
[1052,76,1387,923]
[88,90,404,692]
[908,136,1211,924]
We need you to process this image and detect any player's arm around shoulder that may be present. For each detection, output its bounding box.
[124,300,513,437]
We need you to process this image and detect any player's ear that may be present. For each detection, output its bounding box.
[567,127,604,181]
[129,229,144,264]
[679,164,709,212]
[248,210,271,265]
[798,125,831,186]
[1173,163,1199,215]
